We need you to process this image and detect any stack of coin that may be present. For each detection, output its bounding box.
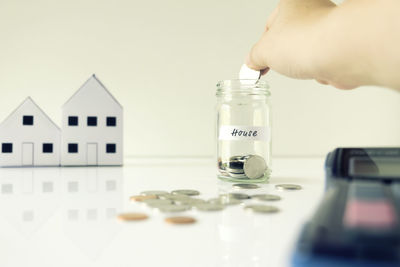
[121,184,303,224]
[219,155,268,179]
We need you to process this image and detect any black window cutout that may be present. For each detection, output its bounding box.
[68,116,78,126]
[23,116,34,125]
[43,143,53,153]
[87,116,97,126]
[106,117,116,127]
[106,144,116,153]
[2,143,12,153]
[68,143,78,153]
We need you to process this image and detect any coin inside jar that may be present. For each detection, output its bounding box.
[243,155,267,179]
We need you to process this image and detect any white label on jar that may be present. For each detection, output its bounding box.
[218,125,269,141]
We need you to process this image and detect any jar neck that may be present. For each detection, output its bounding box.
[216,79,270,97]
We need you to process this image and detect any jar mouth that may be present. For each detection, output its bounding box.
[216,79,270,96]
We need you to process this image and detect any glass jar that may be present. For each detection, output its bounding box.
[216,80,271,183]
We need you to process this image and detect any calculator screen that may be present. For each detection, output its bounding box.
[349,157,400,178]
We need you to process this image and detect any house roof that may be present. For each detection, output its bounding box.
[0,97,60,130]
[62,74,123,109]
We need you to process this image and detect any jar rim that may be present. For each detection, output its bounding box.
[216,79,270,96]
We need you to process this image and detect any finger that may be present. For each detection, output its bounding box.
[316,79,328,85]
[246,31,271,71]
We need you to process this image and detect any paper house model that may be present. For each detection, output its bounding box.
[0,97,61,167]
[61,75,123,166]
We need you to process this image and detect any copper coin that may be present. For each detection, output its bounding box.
[130,195,158,202]
[117,212,148,221]
[165,216,196,225]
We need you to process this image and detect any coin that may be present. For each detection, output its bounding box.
[162,194,190,201]
[156,204,191,213]
[221,193,251,200]
[142,199,173,207]
[232,183,260,189]
[117,212,148,221]
[228,172,248,178]
[244,204,279,214]
[195,203,225,211]
[208,197,242,206]
[252,194,281,201]
[228,159,244,170]
[226,167,245,174]
[243,155,267,179]
[165,216,196,225]
[140,190,169,196]
[275,184,302,191]
[130,195,158,202]
[171,189,200,196]
[174,198,207,206]
[239,64,261,81]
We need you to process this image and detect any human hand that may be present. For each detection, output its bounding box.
[247,0,359,89]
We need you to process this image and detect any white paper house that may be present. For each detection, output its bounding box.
[61,75,123,166]
[0,97,61,167]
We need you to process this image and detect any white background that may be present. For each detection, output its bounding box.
[0,0,399,157]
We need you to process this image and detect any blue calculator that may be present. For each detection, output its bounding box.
[292,148,400,267]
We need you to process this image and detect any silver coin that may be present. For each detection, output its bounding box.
[171,189,200,196]
[275,184,302,191]
[156,204,191,213]
[220,193,250,200]
[227,172,248,179]
[226,167,245,174]
[142,199,173,207]
[229,155,247,162]
[239,64,261,81]
[208,197,242,206]
[162,194,190,201]
[252,194,281,201]
[232,183,260,189]
[228,160,244,170]
[195,203,225,211]
[244,204,279,213]
[141,190,169,196]
[174,198,207,206]
[243,155,267,179]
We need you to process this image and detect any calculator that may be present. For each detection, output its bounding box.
[292,148,400,267]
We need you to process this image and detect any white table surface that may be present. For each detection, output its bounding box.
[0,157,326,267]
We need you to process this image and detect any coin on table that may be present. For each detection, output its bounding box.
[252,194,281,201]
[117,212,148,221]
[130,195,158,202]
[233,183,260,190]
[208,197,242,206]
[195,203,225,211]
[140,190,169,196]
[165,216,196,225]
[243,155,267,179]
[171,189,200,196]
[162,194,190,201]
[221,193,251,200]
[156,204,191,213]
[174,198,207,206]
[142,199,173,207]
[275,184,302,191]
[244,204,279,214]
[239,64,261,81]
